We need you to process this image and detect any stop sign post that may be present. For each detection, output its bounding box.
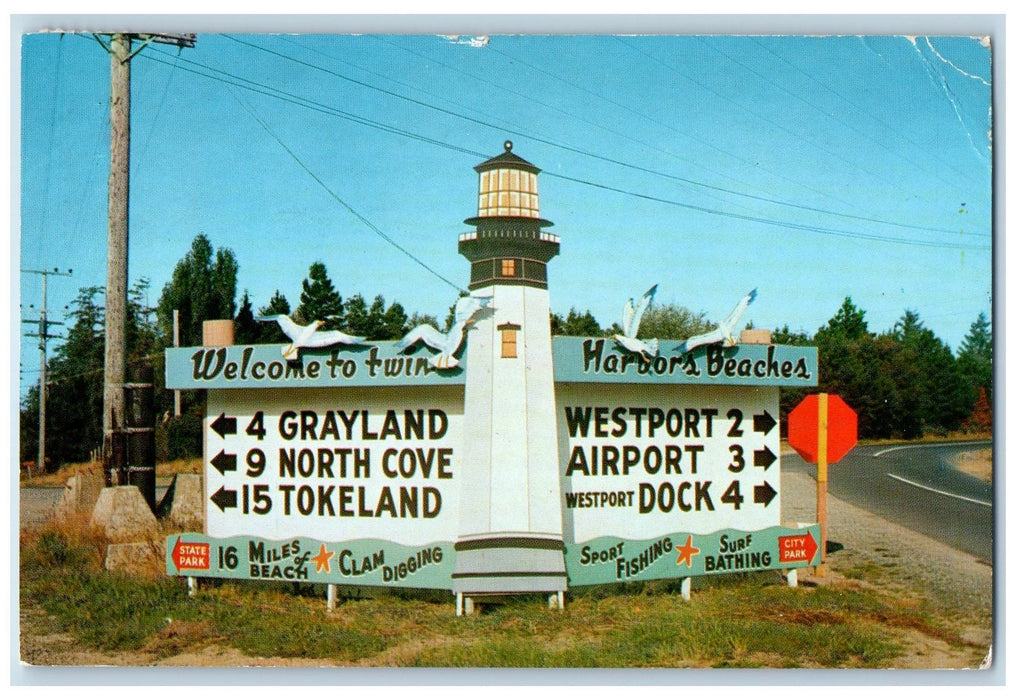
[788,393,858,576]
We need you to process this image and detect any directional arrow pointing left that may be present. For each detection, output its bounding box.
[210,450,237,476]
[753,445,777,470]
[753,410,777,435]
[211,413,237,439]
[754,481,777,507]
[210,486,238,512]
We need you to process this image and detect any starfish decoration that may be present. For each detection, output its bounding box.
[310,543,335,573]
[675,535,701,569]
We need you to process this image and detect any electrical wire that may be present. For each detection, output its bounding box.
[227,87,467,294]
[229,35,988,241]
[137,47,990,253]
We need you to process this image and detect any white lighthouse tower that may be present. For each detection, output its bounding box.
[452,141,568,604]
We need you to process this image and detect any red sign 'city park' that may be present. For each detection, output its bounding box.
[778,531,819,563]
[787,393,858,464]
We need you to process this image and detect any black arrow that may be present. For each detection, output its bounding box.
[754,481,777,507]
[753,445,777,470]
[211,413,237,439]
[753,410,777,435]
[210,450,237,476]
[210,486,237,512]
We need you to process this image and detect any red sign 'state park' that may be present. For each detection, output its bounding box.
[171,538,210,571]
[787,393,858,464]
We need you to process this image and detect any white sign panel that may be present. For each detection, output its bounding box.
[205,386,463,546]
[557,384,781,544]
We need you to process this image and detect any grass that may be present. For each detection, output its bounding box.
[21,457,201,488]
[21,521,981,668]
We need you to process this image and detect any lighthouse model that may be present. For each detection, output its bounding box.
[452,142,568,603]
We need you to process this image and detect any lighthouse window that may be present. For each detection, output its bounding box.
[498,324,521,359]
[501,259,516,276]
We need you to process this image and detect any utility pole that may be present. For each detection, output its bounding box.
[21,267,73,477]
[93,32,195,484]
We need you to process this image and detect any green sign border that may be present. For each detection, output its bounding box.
[166,525,820,589]
[552,338,818,386]
[563,524,822,587]
[165,534,455,589]
[166,340,818,389]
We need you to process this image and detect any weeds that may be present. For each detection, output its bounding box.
[19,523,976,667]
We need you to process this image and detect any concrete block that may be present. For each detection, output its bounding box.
[158,474,205,531]
[740,328,772,345]
[105,541,166,578]
[90,486,158,542]
[55,468,105,522]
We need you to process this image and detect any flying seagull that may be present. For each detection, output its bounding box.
[613,284,659,359]
[256,315,365,360]
[394,294,493,369]
[675,288,758,355]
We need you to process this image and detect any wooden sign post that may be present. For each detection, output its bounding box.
[788,393,857,577]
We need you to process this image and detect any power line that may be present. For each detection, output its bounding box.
[372,34,813,216]
[135,44,990,253]
[486,40,878,215]
[745,36,985,191]
[545,170,985,251]
[227,88,467,294]
[220,35,989,243]
[613,36,989,236]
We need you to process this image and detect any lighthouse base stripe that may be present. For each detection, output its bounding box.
[455,536,565,552]
[451,571,565,578]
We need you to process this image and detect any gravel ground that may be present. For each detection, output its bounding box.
[780,465,993,622]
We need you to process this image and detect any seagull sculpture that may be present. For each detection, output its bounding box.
[394,294,493,369]
[256,315,366,360]
[613,284,659,359]
[675,288,758,355]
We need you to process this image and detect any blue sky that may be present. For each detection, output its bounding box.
[16,30,993,396]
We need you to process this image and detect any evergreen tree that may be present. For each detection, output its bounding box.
[30,287,107,467]
[156,234,239,347]
[406,312,440,331]
[257,290,292,344]
[343,294,370,337]
[815,297,870,342]
[234,291,259,344]
[892,310,967,435]
[551,308,603,336]
[342,294,409,340]
[958,311,992,401]
[379,299,410,340]
[771,324,811,346]
[295,261,343,329]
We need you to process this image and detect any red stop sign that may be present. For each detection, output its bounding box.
[788,393,857,463]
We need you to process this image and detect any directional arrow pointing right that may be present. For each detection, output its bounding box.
[210,486,238,512]
[754,481,778,507]
[210,450,237,476]
[753,410,777,435]
[753,445,777,470]
[210,413,237,439]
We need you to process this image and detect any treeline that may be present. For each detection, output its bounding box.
[20,234,992,471]
[19,235,437,469]
[552,297,992,440]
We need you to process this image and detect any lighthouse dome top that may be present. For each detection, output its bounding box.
[473,140,541,175]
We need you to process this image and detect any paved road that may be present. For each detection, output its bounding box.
[782,440,993,563]
[19,485,170,530]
